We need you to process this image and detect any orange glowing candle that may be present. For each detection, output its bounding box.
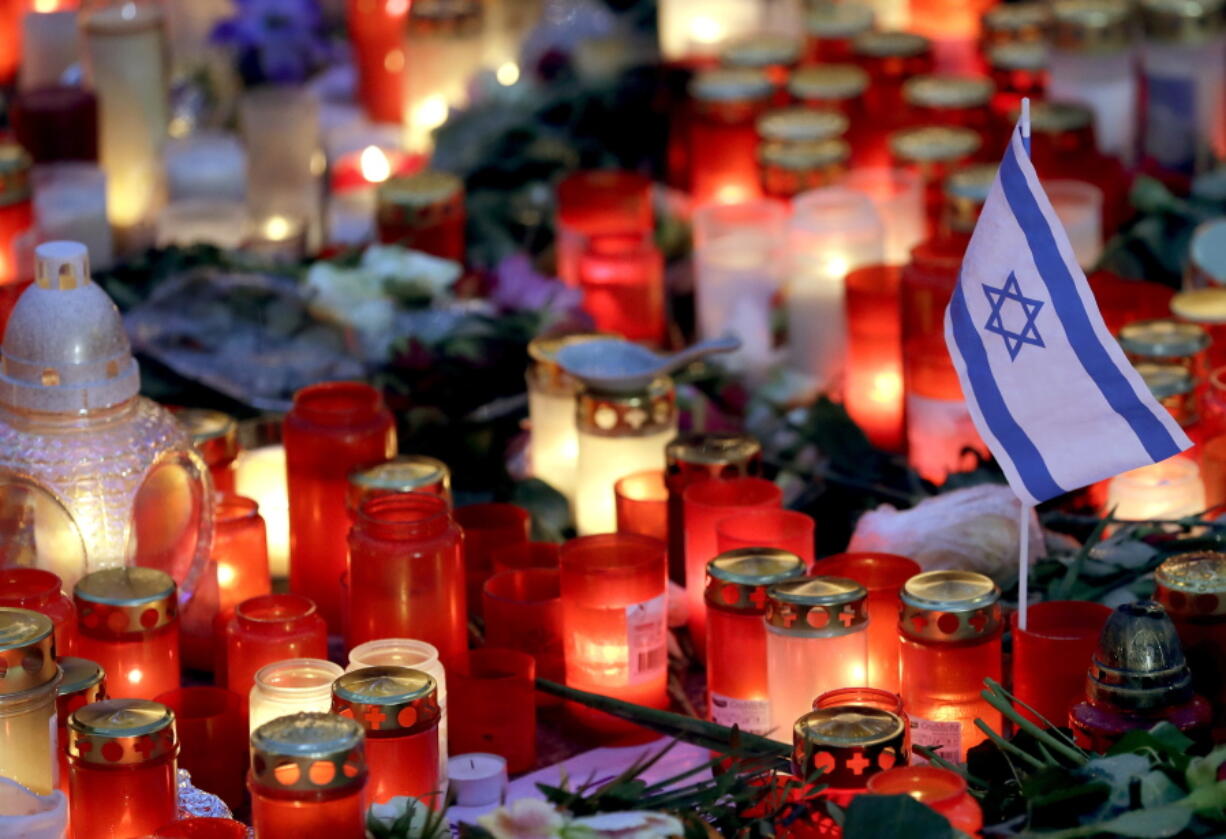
[844,265,905,452]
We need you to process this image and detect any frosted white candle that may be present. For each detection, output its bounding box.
[446,752,507,827]
[240,86,321,229]
[575,425,677,536]
[527,386,581,502]
[1107,456,1204,521]
[155,200,251,249]
[841,168,924,266]
[402,6,486,153]
[248,658,343,734]
[1045,180,1103,271]
[165,133,247,203]
[234,444,289,578]
[32,163,115,271]
[658,0,760,61]
[20,10,78,91]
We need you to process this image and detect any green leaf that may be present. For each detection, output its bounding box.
[843,794,954,839]
[1086,804,1194,838]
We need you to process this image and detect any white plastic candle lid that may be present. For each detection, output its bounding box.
[1171,287,1226,324]
[0,241,139,414]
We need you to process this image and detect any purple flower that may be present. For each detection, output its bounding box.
[491,255,584,315]
[212,0,333,86]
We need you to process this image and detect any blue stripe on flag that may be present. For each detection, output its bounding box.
[949,280,1066,502]
[998,143,1185,464]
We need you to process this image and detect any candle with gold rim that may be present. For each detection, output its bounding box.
[0,608,62,795]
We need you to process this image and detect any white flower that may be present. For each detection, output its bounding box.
[570,811,685,839]
[479,798,569,839]
[360,245,462,297]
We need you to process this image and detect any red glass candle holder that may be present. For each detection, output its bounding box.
[814,686,906,716]
[812,552,921,695]
[483,569,564,706]
[1011,601,1113,727]
[556,170,654,288]
[715,509,816,567]
[154,818,249,838]
[74,568,180,700]
[11,86,99,164]
[578,234,667,346]
[154,687,247,811]
[615,470,669,544]
[173,409,240,495]
[333,666,442,807]
[683,477,782,656]
[787,65,875,168]
[376,171,466,263]
[349,493,468,669]
[348,455,453,512]
[285,381,397,628]
[223,593,328,698]
[0,144,32,286]
[560,534,669,740]
[56,656,106,793]
[688,69,774,205]
[1154,553,1226,730]
[866,766,983,836]
[449,648,536,773]
[249,713,369,839]
[0,567,75,655]
[68,698,179,839]
[844,265,905,452]
[347,0,409,123]
[454,502,531,620]
[853,31,935,155]
[491,541,561,574]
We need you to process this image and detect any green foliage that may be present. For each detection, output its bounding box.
[843,794,955,839]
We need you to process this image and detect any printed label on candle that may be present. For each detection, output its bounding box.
[911,717,962,764]
[709,693,771,735]
[626,593,667,684]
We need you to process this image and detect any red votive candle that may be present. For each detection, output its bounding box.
[844,265,905,452]
[154,686,247,811]
[10,86,99,163]
[0,144,32,287]
[615,470,669,544]
[491,541,560,574]
[853,31,935,164]
[684,477,783,657]
[715,509,816,567]
[449,648,537,773]
[174,409,240,495]
[866,766,982,836]
[346,0,410,124]
[483,569,565,705]
[1154,552,1226,730]
[812,552,921,695]
[578,233,667,346]
[706,549,807,736]
[454,502,531,619]
[223,593,328,698]
[1011,600,1112,727]
[249,713,369,839]
[376,171,466,263]
[333,666,442,807]
[285,381,397,629]
[74,568,180,700]
[556,170,654,288]
[56,656,106,793]
[560,534,669,740]
[0,567,75,655]
[814,687,907,718]
[688,68,774,205]
[68,698,179,839]
[348,455,453,511]
[154,818,250,838]
[348,493,468,669]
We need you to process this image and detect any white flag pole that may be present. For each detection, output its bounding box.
[1017,96,1034,631]
[1021,97,1031,146]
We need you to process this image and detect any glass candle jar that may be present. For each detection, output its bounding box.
[0,144,32,286]
[758,138,851,199]
[68,698,178,839]
[74,567,179,701]
[1106,455,1205,521]
[249,713,368,839]
[706,549,807,736]
[787,65,874,167]
[615,471,670,544]
[684,477,783,655]
[483,569,565,703]
[559,534,669,738]
[55,656,106,793]
[347,0,410,124]
[805,2,876,63]
[1119,319,1211,385]
[842,168,927,266]
[454,503,531,620]
[720,33,802,90]
[1011,600,1113,727]
[248,658,343,734]
[10,86,99,165]
[1070,601,1213,751]
[0,568,74,656]
[348,455,453,511]
[174,409,240,495]
[285,381,397,629]
[1154,552,1226,729]
[843,265,905,452]
[852,30,935,165]
[332,666,441,807]
[0,608,61,795]
[375,171,466,263]
[223,594,327,698]
[901,74,996,148]
[987,41,1048,119]
[791,707,908,817]
[814,687,906,717]
[898,570,1002,763]
[665,433,764,585]
[154,687,247,811]
[450,649,537,773]
[688,68,775,205]
[401,0,484,154]
[811,553,920,695]
[153,818,249,838]
[866,766,982,835]
[765,578,869,743]
[527,333,607,503]
[555,171,654,289]
[578,234,667,347]
[715,509,816,566]
[491,542,561,574]
[574,378,678,537]
[756,110,848,153]
[889,125,982,237]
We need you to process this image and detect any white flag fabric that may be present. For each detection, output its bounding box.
[943,124,1191,506]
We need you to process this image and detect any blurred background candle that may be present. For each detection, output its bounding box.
[30,163,114,272]
[692,199,788,377]
[1154,552,1226,729]
[55,656,106,794]
[0,568,75,655]
[615,470,669,544]
[788,65,872,162]
[402,0,485,153]
[248,658,343,733]
[0,608,60,795]
[866,766,983,836]
[1106,456,1205,521]
[758,137,851,199]
[1011,600,1113,727]
[348,455,453,510]
[842,168,926,265]
[154,687,246,811]
[454,503,530,620]
[491,541,560,574]
[19,7,79,91]
[560,534,668,739]
[164,133,247,203]
[73,568,179,700]
[348,0,411,124]
[234,438,290,579]
[0,144,33,285]
[174,409,240,495]
[705,550,806,736]
[805,2,876,63]
[12,86,99,165]
[527,334,603,504]
[578,234,667,347]
[555,171,654,289]
[240,86,322,237]
[1045,179,1103,270]
[483,569,564,705]
[449,649,536,773]
[844,265,905,451]
[222,594,327,698]
[658,0,760,63]
[715,509,816,566]
[375,171,466,262]
[688,68,774,205]
[155,200,251,249]
[80,0,170,245]
[889,126,981,237]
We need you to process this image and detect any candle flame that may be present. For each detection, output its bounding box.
[128,668,143,685]
[386,0,409,14]
[689,16,725,45]
[496,62,520,86]
[217,562,236,588]
[33,0,58,11]
[414,96,450,133]
[713,184,752,205]
[869,370,902,405]
[263,216,294,241]
[359,145,393,184]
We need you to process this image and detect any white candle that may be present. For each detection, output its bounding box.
[402,4,487,153]
[248,658,343,734]
[20,10,78,91]
[446,753,507,827]
[234,444,290,578]
[240,86,321,237]
[575,426,677,536]
[165,133,248,203]
[840,168,924,266]
[657,0,760,62]
[1045,180,1103,271]
[32,163,115,271]
[155,200,251,249]
[1107,456,1205,521]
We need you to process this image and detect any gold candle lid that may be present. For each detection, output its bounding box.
[1051,0,1135,53]
[333,666,441,734]
[1171,287,1226,324]
[691,68,775,103]
[900,570,1002,642]
[1155,551,1226,617]
[807,2,875,38]
[377,171,464,230]
[528,332,612,394]
[0,144,32,207]
[765,577,868,637]
[792,708,907,788]
[348,456,452,507]
[706,549,809,613]
[576,377,676,437]
[1140,0,1226,43]
[852,30,932,58]
[759,138,851,171]
[945,163,998,233]
[251,712,367,793]
[57,657,107,715]
[1118,319,1211,359]
[787,64,870,101]
[902,75,995,109]
[80,0,165,34]
[1023,100,1094,134]
[75,567,178,636]
[889,125,982,164]
[1136,362,1195,399]
[757,108,849,142]
[68,699,177,765]
[988,41,1050,70]
[721,34,802,68]
[0,608,57,694]
[982,2,1053,42]
[174,408,239,467]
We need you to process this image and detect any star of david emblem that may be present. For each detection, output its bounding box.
[982,272,1045,360]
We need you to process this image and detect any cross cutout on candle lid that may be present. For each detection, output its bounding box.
[133,734,157,760]
[363,706,387,728]
[846,751,870,776]
[838,606,857,628]
[968,610,989,633]
[778,605,799,628]
[749,586,769,609]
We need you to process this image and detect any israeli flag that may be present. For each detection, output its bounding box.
[944,123,1191,506]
